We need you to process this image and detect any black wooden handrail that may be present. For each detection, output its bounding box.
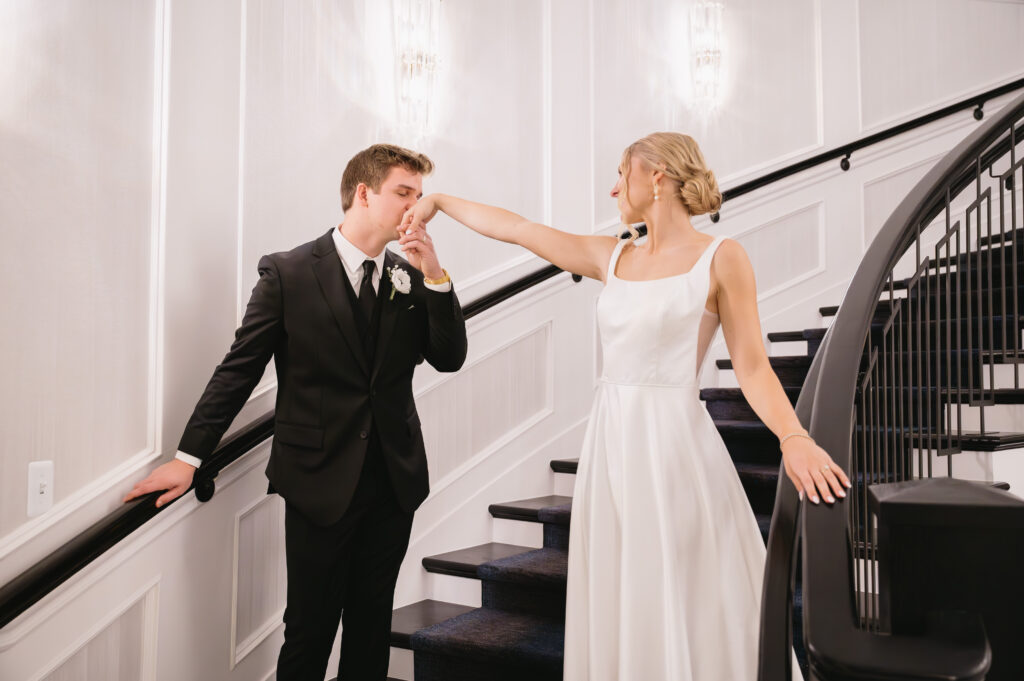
[758,90,1024,680]
[4,76,1024,634]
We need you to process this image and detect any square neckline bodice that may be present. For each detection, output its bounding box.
[609,234,721,283]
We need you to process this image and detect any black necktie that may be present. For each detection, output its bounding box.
[358,259,377,331]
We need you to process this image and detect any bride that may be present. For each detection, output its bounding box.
[399,132,850,679]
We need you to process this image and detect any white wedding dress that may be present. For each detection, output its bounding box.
[564,235,801,680]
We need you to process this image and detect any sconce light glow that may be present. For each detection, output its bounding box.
[690,1,724,112]
[392,0,441,145]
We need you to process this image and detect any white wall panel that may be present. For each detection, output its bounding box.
[592,0,821,228]
[858,0,1024,130]
[32,583,158,681]
[417,322,552,485]
[862,155,940,248]
[239,0,548,306]
[0,0,159,538]
[232,494,286,667]
[734,203,825,299]
[42,599,145,681]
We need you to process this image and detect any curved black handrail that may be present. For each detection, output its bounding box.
[4,76,1024,634]
[759,91,1024,680]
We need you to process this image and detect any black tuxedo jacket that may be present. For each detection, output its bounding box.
[178,229,468,525]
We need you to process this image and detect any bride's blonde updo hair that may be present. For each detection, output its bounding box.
[620,132,722,235]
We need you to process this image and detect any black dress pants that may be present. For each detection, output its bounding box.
[276,434,414,681]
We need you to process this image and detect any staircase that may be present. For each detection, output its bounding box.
[380,231,1024,680]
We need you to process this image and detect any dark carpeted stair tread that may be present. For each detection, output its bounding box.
[701,386,800,421]
[767,330,807,343]
[391,599,476,649]
[700,386,801,401]
[549,458,577,473]
[756,513,772,544]
[736,463,781,516]
[537,502,571,525]
[478,547,568,586]
[717,355,812,371]
[735,462,780,481]
[423,543,536,579]
[410,608,564,669]
[715,419,775,434]
[489,495,573,522]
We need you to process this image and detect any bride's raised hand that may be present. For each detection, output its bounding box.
[401,194,440,233]
[780,436,852,506]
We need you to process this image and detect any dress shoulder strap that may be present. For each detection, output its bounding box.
[696,235,727,272]
[605,238,629,280]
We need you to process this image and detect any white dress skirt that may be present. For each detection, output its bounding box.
[563,236,802,680]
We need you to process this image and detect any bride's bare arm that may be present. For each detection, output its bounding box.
[403,193,618,282]
[713,239,852,505]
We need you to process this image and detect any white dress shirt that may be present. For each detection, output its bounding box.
[175,226,451,469]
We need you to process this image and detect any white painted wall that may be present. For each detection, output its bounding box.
[2,0,1024,679]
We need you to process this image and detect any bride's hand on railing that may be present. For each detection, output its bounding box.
[781,436,852,505]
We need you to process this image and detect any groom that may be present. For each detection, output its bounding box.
[124,144,468,680]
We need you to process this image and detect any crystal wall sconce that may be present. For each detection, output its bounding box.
[690,1,724,111]
[392,0,441,144]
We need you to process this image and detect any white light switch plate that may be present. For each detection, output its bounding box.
[28,461,54,517]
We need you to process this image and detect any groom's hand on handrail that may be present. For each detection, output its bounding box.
[122,459,196,508]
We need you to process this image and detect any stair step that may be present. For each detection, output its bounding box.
[489,496,573,523]
[391,599,476,649]
[878,386,1024,405]
[736,462,781,516]
[756,513,772,545]
[716,355,812,387]
[478,547,569,618]
[700,386,801,401]
[423,543,535,579]
[411,609,564,681]
[478,547,568,587]
[700,386,801,421]
[549,459,577,474]
[767,328,827,343]
[960,430,1024,451]
[767,330,806,343]
[550,459,578,474]
[717,355,812,371]
[716,420,783,466]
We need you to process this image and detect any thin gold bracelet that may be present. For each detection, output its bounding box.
[779,432,814,447]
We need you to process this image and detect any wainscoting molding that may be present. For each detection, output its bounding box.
[0,0,170,582]
[230,493,286,668]
[856,0,1024,132]
[0,443,271,653]
[31,578,159,681]
[419,320,554,490]
[732,201,827,303]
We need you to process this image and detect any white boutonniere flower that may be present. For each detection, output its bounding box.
[387,265,412,300]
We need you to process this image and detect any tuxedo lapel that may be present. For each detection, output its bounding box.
[311,230,370,376]
[371,250,403,382]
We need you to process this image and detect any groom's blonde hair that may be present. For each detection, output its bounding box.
[341,144,434,212]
